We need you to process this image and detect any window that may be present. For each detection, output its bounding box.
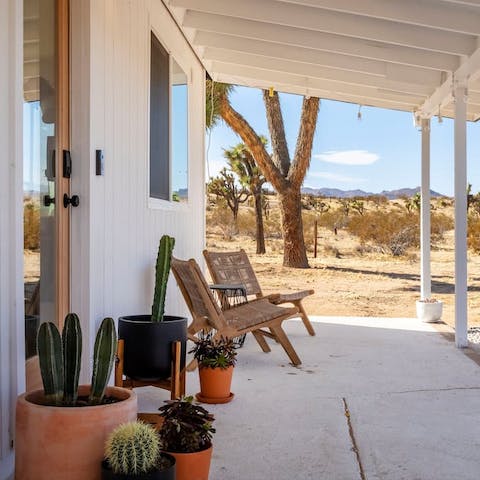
[149,32,189,202]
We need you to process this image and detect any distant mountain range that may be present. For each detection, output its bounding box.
[301,187,445,199]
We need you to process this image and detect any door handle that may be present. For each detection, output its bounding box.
[43,195,55,207]
[63,194,80,208]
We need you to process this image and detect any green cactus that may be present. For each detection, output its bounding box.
[89,317,117,405]
[151,235,175,322]
[62,313,82,405]
[105,421,160,475]
[37,322,64,406]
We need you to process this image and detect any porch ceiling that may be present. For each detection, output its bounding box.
[166,0,480,121]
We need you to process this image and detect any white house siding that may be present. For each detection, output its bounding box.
[0,0,24,478]
[70,0,206,378]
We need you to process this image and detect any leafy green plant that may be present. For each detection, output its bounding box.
[189,333,237,369]
[159,396,215,453]
[37,314,116,406]
[105,421,161,475]
[151,235,175,322]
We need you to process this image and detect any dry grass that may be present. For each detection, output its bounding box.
[206,196,480,329]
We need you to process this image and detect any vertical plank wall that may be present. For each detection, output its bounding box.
[71,0,206,374]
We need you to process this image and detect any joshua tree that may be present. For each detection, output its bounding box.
[207,80,320,268]
[224,141,267,254]
[207,168,250,224]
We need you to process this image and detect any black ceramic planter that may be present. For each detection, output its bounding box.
[101,453,176,480]
[118,315,187,381]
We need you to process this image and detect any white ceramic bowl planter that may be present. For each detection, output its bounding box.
[416,299,443,323]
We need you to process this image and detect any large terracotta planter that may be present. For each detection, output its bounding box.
[15,385,137,480]
[199,365,234,400]
[166,445,213,480]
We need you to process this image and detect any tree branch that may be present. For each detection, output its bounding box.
[263,90,291,177]
[288,97,320,188]
[219,95,287,192]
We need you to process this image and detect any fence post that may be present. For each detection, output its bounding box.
[314,219,318,258]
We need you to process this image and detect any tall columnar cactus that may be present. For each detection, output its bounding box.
[37,322,64,406]
[105,421,160,475]
[89,317,117,405]
[151,235,175,322]
[62,313,82,405]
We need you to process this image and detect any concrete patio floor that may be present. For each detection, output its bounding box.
[137,316,480,480]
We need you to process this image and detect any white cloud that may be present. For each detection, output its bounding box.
[314,150,380,166]
[306,171,366,183]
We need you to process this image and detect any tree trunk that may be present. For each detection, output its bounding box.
[253,188,266,254]
[278,187,309,268]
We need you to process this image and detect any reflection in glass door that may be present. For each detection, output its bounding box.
[23,0,69,388]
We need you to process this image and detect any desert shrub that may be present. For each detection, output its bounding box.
[347,210,419,256]
[208,204,237,240]
[24,199,40,250]
[317,209,348,233]
[236,208,256,237]
[324,244,341,258]
[468,216,480,253]
[431,212,454,240]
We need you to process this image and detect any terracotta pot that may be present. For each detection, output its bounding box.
[166,445,213,480]
[199,365,233,399]
[15,385,137,480]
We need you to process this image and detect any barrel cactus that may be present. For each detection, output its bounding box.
[151,235,175,322]
[105,421,160,475]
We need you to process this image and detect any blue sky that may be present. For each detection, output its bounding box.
[207,86,480,197]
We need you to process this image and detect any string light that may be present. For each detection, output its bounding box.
[437,104,443,124]
[268,86,275,97]
[357,105,362,121]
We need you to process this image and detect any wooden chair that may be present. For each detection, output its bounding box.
[115,339,185,399]
[203,249,316,336]
[171,257,302,366]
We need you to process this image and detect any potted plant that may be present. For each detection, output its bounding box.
[416,297,443,323]
[159,396,215,480]
[118,235,187,381]
[102,421,176,480]
[190,333,237,403]
[15,314,137,480]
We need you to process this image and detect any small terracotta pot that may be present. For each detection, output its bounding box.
[15,385,137,480]
[166,445,213,480]
[199,365,233,399]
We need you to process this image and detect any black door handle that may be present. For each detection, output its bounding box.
[43,195,55,207]
[63,194,80,208]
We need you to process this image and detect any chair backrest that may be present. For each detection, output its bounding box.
[171,257,227,332]
[203,249,263,297]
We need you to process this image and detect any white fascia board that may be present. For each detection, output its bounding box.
[438,0,480,7]
[278,0,480,36]
[176,1,476,55]
[211,62,425,106]
[194,29,459,73]
[207,55,434,97]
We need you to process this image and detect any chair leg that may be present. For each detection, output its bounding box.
[270,324,301,366]
[296,301,316,336]
[252,330,271,352]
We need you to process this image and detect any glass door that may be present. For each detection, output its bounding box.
[23,0,70,390]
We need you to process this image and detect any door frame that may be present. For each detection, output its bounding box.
[55,0,70,328]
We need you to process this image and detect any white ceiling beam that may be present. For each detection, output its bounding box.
[438,0,480,7]
[205,49,438,95]
[420,45,480,117]
[193,29,459,73]
[214,71,419,113]
[177,1,476,55]
[211,62,426,105]
[278,0,480,36]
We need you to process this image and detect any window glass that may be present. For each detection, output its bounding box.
[150,32,169,200]
[171,59,188,202]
